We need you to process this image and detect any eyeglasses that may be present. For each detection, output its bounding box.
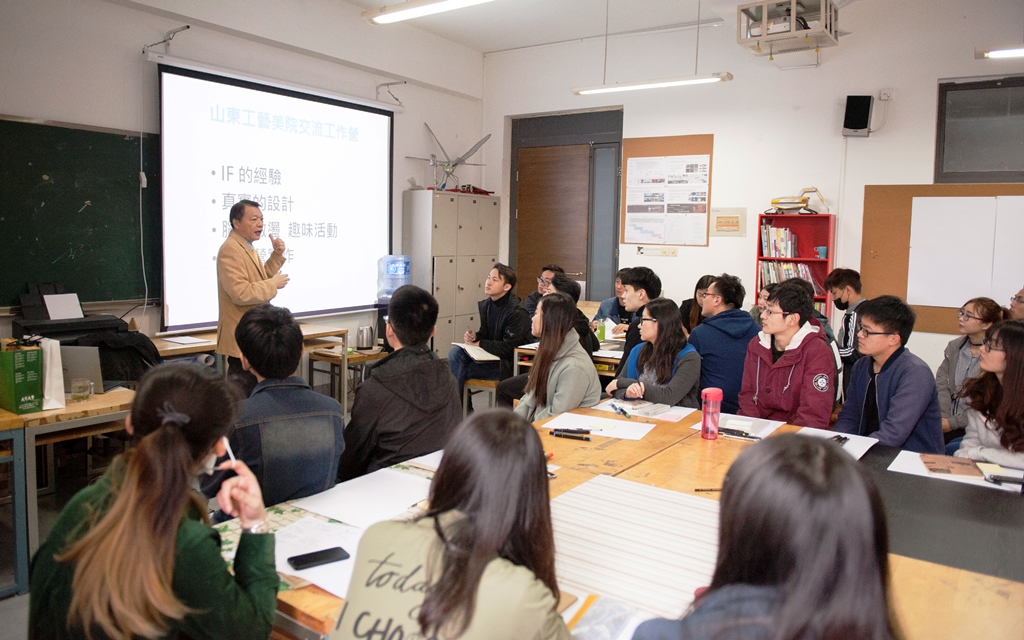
[982,337,1004,352]
[639,317,658,324]
[856,324,894,338]
[700,290,720,301]
[957,308,982,322]
[1011,296,1024,305]
[537,277,552,285]
[761,308,792,318]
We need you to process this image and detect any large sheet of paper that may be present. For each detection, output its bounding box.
[551,474,718,618]
[908,197,996,307]
[794,427,877,460]
[544,412,657,441]
[274,516,365,599]
[292,468,432,528]
[886,450,1024,493]
[689,413,785,438]
[623,154,709,246]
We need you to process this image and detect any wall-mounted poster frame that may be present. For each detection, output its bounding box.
[619,134,714,247]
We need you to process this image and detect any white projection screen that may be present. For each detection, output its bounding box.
[159,65,393,331]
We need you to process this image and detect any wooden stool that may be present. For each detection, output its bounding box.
[463,379,499,417]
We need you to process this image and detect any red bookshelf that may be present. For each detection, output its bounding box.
[756,213,836,321]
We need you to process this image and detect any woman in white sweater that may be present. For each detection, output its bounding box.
[955,320,1024,469]
[514,292,601,422]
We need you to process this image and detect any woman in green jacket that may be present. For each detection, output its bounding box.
[515,291,601,422]
[337,409,571,640]
[29,363,278,640]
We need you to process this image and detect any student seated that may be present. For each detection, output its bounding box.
[335,410,572,640]
[679,274,715,334]
[203,304,345,506]
[748,282,777,326]
[523,263,564,317]
[593,267,634,334]
[738,280,836,429]
[954,320,1024,468]
[632,434,899,640]
[936,297,1002,452]
[340,285,461,480]
[448,263,531,409]
[824,267,868,395]
[616,266,662,375]
[496,274,599,407]
[606,297,701,408]
[30,363,277,640]
[514,292,602,421]
[687,273,760,413]
[1011,286,1024,320]
[835,296,943,453]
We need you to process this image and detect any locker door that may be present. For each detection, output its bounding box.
[456,196,482,253]
[433,316,455,358]
[478,197,500,256]
[433,256,457,320]
[455,313,478,345]
[431,194,458,256]
[455,255,480,316]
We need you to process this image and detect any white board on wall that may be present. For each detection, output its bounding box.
[907,196,1024,308]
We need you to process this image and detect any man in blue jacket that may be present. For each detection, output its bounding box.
[834,295,943,453]
[688,273,760,413]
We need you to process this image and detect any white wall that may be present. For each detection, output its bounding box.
[0,0,486,341]
[480,0,1024,370]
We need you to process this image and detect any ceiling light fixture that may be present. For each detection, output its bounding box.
[975,46,1024,60]
[571,0,732,95]
[362,0,495,24]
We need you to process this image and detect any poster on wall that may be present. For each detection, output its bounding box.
[623,154,710,245]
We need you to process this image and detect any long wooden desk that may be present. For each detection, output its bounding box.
[21,389,135,553]
[513,346,621,377]
[152,323,348,358]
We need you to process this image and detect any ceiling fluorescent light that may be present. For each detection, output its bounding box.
[572,72,734,95]
[975,46,1024,59]
[363,0,495,24]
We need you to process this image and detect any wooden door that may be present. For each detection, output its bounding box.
[514,145,591,300]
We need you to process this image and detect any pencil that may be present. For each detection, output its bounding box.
[223,436,237,464]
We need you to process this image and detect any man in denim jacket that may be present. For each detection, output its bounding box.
[204,304,345,508]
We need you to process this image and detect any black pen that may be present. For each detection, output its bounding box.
[551,431,591,441]
[721,433,761,442]
[552,428,590,434]
[830,435,850,446]
[719,427,753,438]
[694,487,721,492]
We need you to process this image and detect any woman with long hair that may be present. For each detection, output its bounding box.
[955,320,1024,468]
[29,363,277,640]
[336,410,571,640]
[936,297,1004,452]
[606,297,701,408]
[633,434,899,640]
[680,274,715,334]
[515,292,601,421]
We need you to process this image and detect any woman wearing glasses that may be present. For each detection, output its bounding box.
[935,298,1004,454]
[954,320,1024,469]
[680,274,715,334]
[1011,287,1024,321]
[606,297,702,408]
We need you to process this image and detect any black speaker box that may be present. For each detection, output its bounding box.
[842,95,874,137]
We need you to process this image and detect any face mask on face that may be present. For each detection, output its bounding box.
[833,298,849,311]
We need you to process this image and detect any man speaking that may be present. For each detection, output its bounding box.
[217,199,289,386]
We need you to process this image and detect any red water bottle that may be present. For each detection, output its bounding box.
[701,387,723,440]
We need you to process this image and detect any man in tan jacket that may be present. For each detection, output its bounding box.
[217,199,289,387]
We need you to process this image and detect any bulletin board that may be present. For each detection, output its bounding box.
[861,183,1024,334]
[619,134,714,246]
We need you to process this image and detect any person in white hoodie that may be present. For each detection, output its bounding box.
[514,292,601,422]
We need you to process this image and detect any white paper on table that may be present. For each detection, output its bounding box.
[518,341,540,350]
[593,349,623,358]
[652,408,697,423]
[545,412,656,441]
[404,450,444,473]
[794,427,877,460]
[292,468,432,528]
[887,450,1024,493]
[689,413,785,438]
[162,335,211,345]
[274,516,365,599]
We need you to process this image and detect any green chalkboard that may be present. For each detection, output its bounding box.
[0,118,162,307]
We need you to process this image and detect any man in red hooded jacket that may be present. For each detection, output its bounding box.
[738,280,836,429]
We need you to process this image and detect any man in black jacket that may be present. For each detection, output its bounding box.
[617,266,662,374]
[448,263,530,409]
[339,285,461,481]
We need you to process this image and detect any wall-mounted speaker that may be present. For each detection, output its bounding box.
[842,95,874,137]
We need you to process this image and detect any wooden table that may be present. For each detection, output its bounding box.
[513,347,620,377]
[21,389,135,553]
[306,348,386,411]
[0,407,23,432]
[152,323,348,358]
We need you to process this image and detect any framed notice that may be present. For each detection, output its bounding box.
[620,135,713,246]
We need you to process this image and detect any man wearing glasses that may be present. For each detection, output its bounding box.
[522,263,564,317]
[834,295,943,453]
[1011,287,1024,321]
[738,280,836,429]
[341,285,461,480]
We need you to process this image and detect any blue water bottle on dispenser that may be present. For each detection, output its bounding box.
[377,255,411,303]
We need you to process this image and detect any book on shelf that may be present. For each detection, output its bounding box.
[760,223,798,258]
[759,261,826,296]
